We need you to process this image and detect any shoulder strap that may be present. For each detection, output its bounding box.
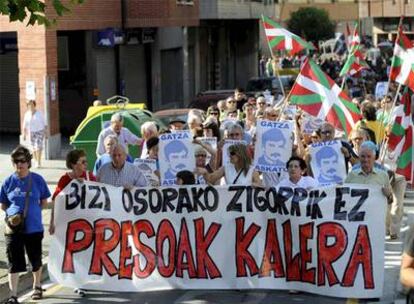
[23,174,32,219]
[232,169,244,184]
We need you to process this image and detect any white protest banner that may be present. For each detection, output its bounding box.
[133,158,159,186]
[222,139,247,166]
[159,131,195,186]
[254,120,293,173]
[49,182,385,298]
[310,140,347,186]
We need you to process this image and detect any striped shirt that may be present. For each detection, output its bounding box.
[97,162,148,188]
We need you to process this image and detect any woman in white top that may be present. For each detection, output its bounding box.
[23,100,47,168]
[140,121,158,158]
[195,143,261,186]
[278,156,318,190]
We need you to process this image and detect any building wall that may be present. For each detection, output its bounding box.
[127,0,199,27]
[359,0,414,18]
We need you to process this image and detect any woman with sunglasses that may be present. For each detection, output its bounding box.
[1,145,50,303]
[49,149,95,297]
[195,143,261,186]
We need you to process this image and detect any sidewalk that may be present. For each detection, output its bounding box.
[0,140,413,302]
[0,137,69,302]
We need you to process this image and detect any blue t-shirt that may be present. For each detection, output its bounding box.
[0,172,51,234]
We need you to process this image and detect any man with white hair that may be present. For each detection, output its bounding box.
[96,112,142,157]
[345,141,393,204]
[97,144,148,189]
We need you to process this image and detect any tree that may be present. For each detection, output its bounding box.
[0,0,84,26]
[287,7,335,44]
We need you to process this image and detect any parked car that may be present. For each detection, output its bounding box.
[153,109,190,128]
[154,108,205,129]
[246,75,296,97]
[189,89,234,110]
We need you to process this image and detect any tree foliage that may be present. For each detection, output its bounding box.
[0,0,84,26]
[287,7,335,44]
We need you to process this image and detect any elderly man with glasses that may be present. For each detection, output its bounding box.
[345,140,393,205]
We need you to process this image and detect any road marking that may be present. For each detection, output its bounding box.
[18,282,58,302]
[346,298,358,304]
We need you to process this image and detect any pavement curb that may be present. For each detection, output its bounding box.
[0,260,49,303]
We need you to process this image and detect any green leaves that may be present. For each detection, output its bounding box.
[287,7,335,44]
[0,0,84,26]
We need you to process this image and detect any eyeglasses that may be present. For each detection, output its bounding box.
[229,133,241,137]
[13,158,27,164]
[229,151,237,156]
[196,154,207,158]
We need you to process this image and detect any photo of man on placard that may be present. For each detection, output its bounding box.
[163,140,189,180]
[257,128,286,167]
[315,146,343,184]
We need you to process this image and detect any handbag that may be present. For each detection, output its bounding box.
[5,174,32,235]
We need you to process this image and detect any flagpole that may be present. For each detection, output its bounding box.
[261,15,286,98]
[385,16,404,96]
[341,76,346,90]
[276,57,309,121]
[379,82,403,163]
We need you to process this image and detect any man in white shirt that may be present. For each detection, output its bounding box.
[96,113,142,157]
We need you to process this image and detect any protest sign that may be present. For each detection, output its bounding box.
[158,131,195,186]
[300,114,324,135]
[49,181,385,298]
[222,139,247,166]
[133,158,159,186]
[310,140,347,186]
[254,120,293,173]
[375,82,388,100]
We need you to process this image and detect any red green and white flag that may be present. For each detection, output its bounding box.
[387,86,413,184]
[389,27,414,90]
[289,58,361,135]
[339,47,370,77]
[262,15,315,56]
[349,22,360,52]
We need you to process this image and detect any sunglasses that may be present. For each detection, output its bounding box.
[196,154,207,158]
[229,133,241,137]
[229,151,237,156]
[13,158,27,164]
[320,131,332,135]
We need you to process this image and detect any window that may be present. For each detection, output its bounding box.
[57,36,69,71]
[177,0,194,5]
